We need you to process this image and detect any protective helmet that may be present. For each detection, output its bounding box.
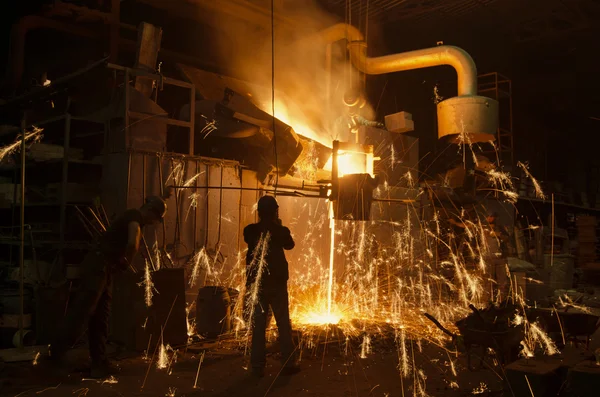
[257,195,278,214]
[144,195,167,220]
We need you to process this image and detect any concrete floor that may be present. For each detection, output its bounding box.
[1,338,509,397]
[2,323,599,397]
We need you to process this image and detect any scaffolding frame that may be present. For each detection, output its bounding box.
[107,63,196,156]
[478,72,514,168]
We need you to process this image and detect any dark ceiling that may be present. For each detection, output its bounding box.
[3,0,599,187]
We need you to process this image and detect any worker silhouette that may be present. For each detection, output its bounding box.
[244,195,299,377]
[49,196,167,378]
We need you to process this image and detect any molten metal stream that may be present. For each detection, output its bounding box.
[327,202,335,316]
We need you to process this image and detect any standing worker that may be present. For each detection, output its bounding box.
[49,196,167,378]
[244,195,299,378]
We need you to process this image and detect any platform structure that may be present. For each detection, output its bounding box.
[478,72,514,169]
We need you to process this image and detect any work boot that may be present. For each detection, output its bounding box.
[90,359,119,379]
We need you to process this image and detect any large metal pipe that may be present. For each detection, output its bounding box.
[306,23,478,97]
[304,23,497,143]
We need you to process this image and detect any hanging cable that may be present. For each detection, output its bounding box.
[363,0,370,89]
[271,0,278,196]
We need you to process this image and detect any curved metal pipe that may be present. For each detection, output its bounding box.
[307,23,478,97]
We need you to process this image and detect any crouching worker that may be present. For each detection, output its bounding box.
[244,195,300,378]
[49,196,166,378]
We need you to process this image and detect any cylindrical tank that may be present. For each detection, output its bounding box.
[437,95,498,143]
[195,286,232,339]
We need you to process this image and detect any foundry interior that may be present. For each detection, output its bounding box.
[1,1,600,396]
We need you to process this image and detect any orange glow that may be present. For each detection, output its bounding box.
[271,99,325,145]
[323,152,373,177]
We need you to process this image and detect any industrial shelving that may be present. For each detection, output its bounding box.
[0,112,104,280]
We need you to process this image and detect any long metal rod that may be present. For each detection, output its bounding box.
[169,184,412,204]
[168,185,321,193]
[193,160,199,251]
[124,69,130,143]
[107,63,193,88]
[157,156,166,249]
[18,117,26,349]
[214,164,224,248]
[59,114,71,272]
[123,148,240,168]
[237,167,242,252]
[189,84,195,155]
[371,198,414,204]
[126,151,132,207]
[142,153,146,198]
[204,164,210,246]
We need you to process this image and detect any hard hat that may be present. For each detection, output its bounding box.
[257,195,278,213]
[144,195,167,220]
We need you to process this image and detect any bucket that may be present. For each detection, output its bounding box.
[196,286,231,338]
[13,329,36,348]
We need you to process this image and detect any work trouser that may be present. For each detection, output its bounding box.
[250,281,296,370]
[52,251,114,364]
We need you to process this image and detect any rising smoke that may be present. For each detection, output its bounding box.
[207,0,376,147]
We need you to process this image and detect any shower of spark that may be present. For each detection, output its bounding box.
[186,302,197,342]
[153,241,161,271]
[188,247,222,287]
[0,126,44,163]
[183,171,204,188]
[32,351,40,366]
[558,294,592,314]
[396,327,410,378]
[487,169,519,202]
[517,161,546,200]
[472,382,489,395]
[200,115,217,138]
[156,342,172,370]
[167,161,185,186]
[138,260,155,307]
[169,130,566,396]
[524,320,559,356]
[186,192,201,221]
[101,376,119,385]
[243,232,271,353]
[166,387,177,397]
[360,335,372,359]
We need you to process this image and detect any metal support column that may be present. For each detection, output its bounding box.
[189,85,195,155]
[18,117,26,349]
[59,113,71,271]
